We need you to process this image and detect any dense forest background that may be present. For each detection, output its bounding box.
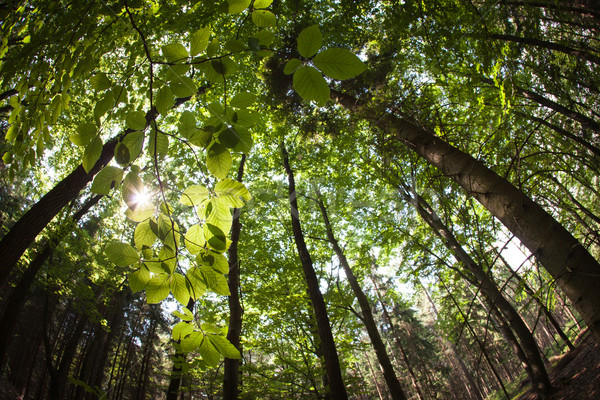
[1,0,599,399]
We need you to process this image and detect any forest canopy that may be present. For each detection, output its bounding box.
[0,0,599,399]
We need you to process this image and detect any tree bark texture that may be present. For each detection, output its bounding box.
[331,89,600,343]
[396,182,551,395]
[223,155,246,400]
[281,144,348,400]
[314,189,408,400]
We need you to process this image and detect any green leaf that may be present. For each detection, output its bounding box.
[157,213,180,248]
[181,331,203,353]
[190,27,211,56]
[206,200,233,236]
[208,335,241,359]
[215,178,251,207]
[171,273,191,306]
[93,93,114,121]
[173,307,194,321]
[225,39,246,53]
[122,172,144,210]
[297,25,322,58]
[122,131,145,161]
[204,58,238,83]
[218,127,240,149]
[91,166,123,195]
[129,266,150,293]
[293,66,329,106]
[158,246,177,273]
[90,73,111,91]
[231,110,258,127]
[187,267,207,299]
[106,242,139,266]
[178,110,197,140]
[70,123,97,146]
[115,143,130,165]
[198,250,229,274]
[134,218,157,249]
[204,223,228,253]
[172,321,194,340]
[162,43,189,62]
[149,130,169,157]
[206,143,232,179]
[199,334,221,366]
[126,111,147,131]
[228,0,250,13]
[170,76,196,98]
[82,136,103,173]
[146,274,171,304]
[231,127,253,154]
[184,224,205,255]
[256,30,274,46]
[125,204,155,222]
[230,92,256,109]
[284,58,302,75]
[251,10,276,27]
[253,0,273,8]
[156,86,174,116]
[179,185,209,207]
[313,48,366,80]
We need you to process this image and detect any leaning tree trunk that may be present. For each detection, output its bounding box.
[0,194,102,368]
[314,188,408,400]
[331,89,600,343]
[223,155,246,400]
[395,181,552,396]
[281,144,348,400]
[0,91,201,288]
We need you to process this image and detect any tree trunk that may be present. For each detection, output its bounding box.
[331,89,600,343]
[0,194,102,368]
[0,91,200,288]
[395,182,552,395]
[314,189,408,400]
[223,155,246,400]
[281,144,348,400]
[368,276,424,400]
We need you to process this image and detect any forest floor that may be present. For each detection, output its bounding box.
[516,330,600,400]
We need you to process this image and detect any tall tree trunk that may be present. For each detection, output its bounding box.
[281,144,348,400]
[395,182,552,395]
[314,188,408,400]
[0,194,102,368]
[368,276,423,400]
[0,91,201,288]
[488,33,600,65]
[439,278,511,400]
[223,155,246,400]
[331,89,600,343]
[419,280,485,400]
[495,249,575,351]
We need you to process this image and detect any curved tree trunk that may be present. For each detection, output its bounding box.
[395,181,552,395]
[332,89,600,343]
[314,189,408,400]
[223,155,246,400]
[0,91,200,288]
[281,144,348,400]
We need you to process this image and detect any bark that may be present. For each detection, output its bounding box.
[396,182,551,395]
[223,155,246,400]
[439,278,511,400]
[0,91,200,288]
[0,194,102,368]
[367,276,422,400]
[495,250,575,351]
[331,89,600,343]
[314,189,408,400]
[281,144,348,400]
[488,33,600,65]
[419,281,484,400]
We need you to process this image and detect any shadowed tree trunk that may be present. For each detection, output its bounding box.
[223,155,246,400]
[0,91,202,289]
[281,144,348,400]
[314,188,408,400]
[394,180,552,396]
[330,89,600,343]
